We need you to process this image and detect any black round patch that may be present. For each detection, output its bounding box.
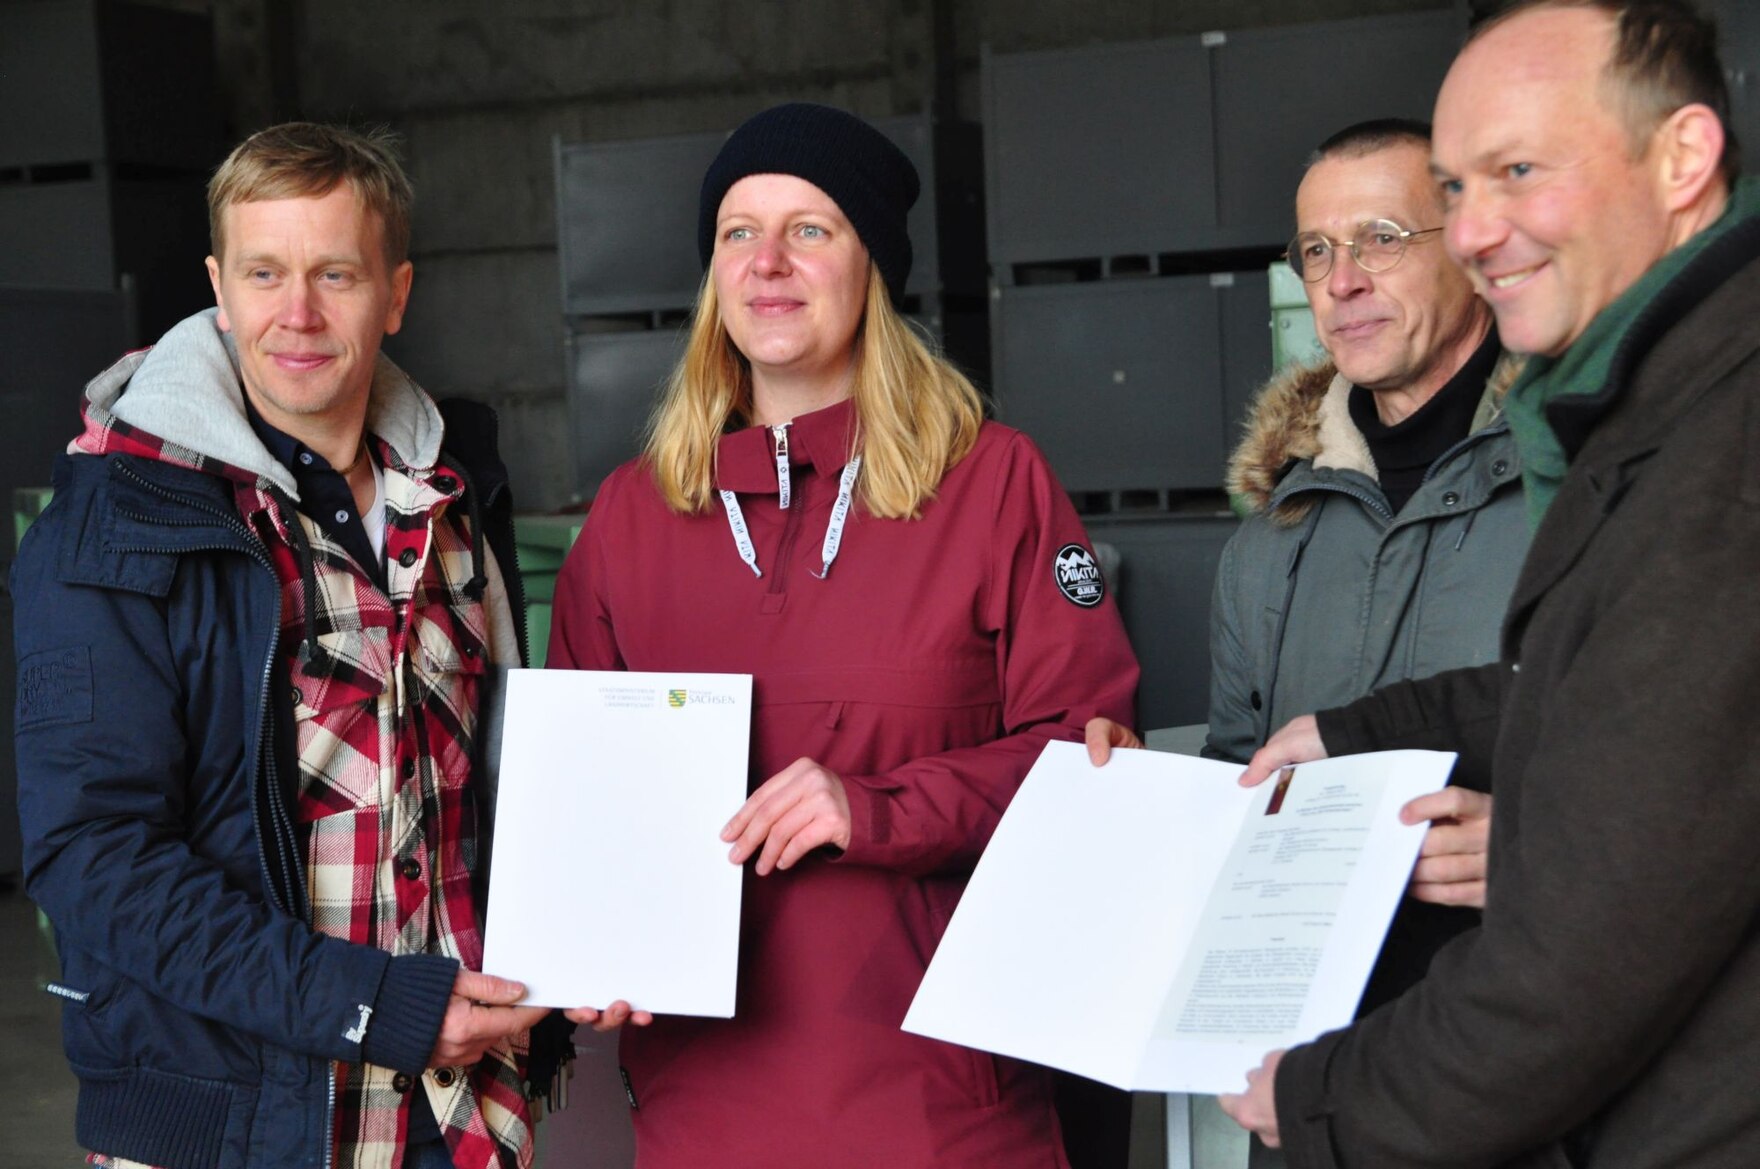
[1053,543,1105,608]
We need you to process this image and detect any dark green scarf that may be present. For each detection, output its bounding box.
[1503,176,1760,528]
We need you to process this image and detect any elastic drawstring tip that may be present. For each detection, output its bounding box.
[747,564,762,578]
[464,574,488,600]
[813,562,832,580]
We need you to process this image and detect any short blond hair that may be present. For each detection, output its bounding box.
[644,263,984,520]
[207,122,413,264]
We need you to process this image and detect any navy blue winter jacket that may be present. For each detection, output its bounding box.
[14,396,527,1169]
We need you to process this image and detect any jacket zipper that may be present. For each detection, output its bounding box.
[111,461,334,1169]
[766,477,807,597]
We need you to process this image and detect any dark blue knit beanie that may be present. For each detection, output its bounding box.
[697,103,920,302]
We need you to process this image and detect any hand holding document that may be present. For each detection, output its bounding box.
[902,741,1454,1094]
[481,669,752,1014]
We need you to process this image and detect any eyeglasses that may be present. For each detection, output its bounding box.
[1284,219,1444,282]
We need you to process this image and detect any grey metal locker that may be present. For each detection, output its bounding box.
[1085,514,1239,730]
[0,181,116,290]
[992,276,1228,493]
[1218,269,1274,445]
[1711,0,1760,174]
[567,327,687,500]
[556,131,722,317]
[1210,10,1463,248]
[0,0,219,171]
[981,38,1216,268]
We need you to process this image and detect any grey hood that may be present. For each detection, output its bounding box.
[80,308,444,500]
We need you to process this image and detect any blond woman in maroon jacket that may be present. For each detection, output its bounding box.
[548,103,1140,1168]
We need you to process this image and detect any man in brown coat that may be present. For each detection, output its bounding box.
[1220,2,1760,1166]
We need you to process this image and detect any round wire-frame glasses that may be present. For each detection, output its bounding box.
[1284,218,1444,282]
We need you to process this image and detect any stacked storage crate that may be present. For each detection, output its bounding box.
[0,0,220,344]
[981,10,1463,730]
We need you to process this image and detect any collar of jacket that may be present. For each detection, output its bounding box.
[1228,352,1523,526]
[714,395,860,495]
[79,308,447,502]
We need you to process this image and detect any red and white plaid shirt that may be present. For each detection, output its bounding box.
[75,406,535,1169]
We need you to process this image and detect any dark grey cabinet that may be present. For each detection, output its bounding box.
[1087,515,1239,730]
[0,0,219,343]
[993,270,1270,494]
[1209,13,1461,248]
[981,38,1216,265]
[982,10,1464,269]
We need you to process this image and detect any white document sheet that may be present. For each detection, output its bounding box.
[481,669,751,1014]
[902,741,1454,1093]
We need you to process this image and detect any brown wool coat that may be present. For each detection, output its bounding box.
[1277,214,1760,1168]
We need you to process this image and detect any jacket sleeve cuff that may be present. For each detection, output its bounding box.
[834,774,892,867]
[1275,1031,1349,1169]
[1315,704,1368,758]
[360,952,460,1073]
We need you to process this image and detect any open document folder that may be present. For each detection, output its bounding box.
[903,741,1455,1094]
[481,669,752,1014]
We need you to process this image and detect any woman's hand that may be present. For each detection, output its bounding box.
[1083,717,1144,766]
[564,1000,654,1033]
[722,757,852,876]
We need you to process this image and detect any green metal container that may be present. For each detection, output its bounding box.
[13,485,53,553]
[1269,262,1327,372]
[513,515,586,666]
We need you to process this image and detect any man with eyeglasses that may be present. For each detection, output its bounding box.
[1203,118,1528,788]
[1222,114,1532,1167]
[1098,123,1524,876]
[1086,119,1528,1162]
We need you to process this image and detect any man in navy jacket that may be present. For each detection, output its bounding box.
[13,123,586,1169]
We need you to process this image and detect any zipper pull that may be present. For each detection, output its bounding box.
[771,423,792,510]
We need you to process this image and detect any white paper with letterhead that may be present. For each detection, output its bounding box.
[903,741,1455,1093]
[481,668,751,1014]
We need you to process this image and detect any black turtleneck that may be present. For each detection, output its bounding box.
[1348,327,1500,515]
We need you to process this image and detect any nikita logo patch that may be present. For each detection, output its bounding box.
[1053,544,1105,608]
[17,646,94,730]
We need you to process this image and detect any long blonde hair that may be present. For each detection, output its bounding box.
[643,264,984,520]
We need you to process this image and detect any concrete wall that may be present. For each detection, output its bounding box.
[259,0,1458,510]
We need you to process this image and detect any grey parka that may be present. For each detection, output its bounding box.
[1205,355,1530,765]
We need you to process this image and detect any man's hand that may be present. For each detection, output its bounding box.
[1219,1048,1285,1147]
[1402,787,1493,909]
[429,970,551,1068]
[564,1000,654,1032]
[1084,717,1143,766]
[722,757,851,876]
[1239,715,1328,787]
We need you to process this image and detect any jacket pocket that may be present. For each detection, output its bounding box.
[290,628,391,818]
[408,606,488,796]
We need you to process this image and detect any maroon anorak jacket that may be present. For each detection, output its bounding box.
[549,398,1139,1168]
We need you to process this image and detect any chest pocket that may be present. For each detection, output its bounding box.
[289,627,394,820]
[405,590,490,795]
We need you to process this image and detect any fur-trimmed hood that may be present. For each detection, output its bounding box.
[1227,351,1524,523]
